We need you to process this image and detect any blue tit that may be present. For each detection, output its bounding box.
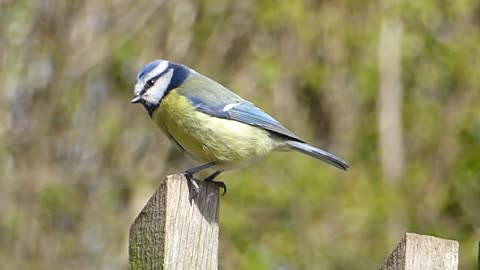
[131,59,349,196]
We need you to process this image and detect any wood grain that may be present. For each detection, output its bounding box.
[379,233,459,270]
[128,174,219,270]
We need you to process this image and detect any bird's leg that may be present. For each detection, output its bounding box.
[181,162,216,198]
[204,170,227,196]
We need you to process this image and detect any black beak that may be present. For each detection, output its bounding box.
[131,95,142,103]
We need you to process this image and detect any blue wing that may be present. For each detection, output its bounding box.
[177,73,303,142]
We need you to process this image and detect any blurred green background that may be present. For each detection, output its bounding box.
[1,0,479,269]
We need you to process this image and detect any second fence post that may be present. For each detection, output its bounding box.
[379,232,459,270]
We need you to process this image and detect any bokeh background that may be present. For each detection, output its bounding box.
[1,0,480,269]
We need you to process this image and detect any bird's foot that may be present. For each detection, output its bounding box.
[181,167,226,197]
[181,172,200,199]
[206,180,227,196]
[204,170,227,195]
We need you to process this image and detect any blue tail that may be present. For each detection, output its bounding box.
[285,140,349,170]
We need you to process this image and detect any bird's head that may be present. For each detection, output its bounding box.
[132,59,190,117]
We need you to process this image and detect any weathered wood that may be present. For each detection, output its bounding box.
[379,233,459,270]
[128,174,220,270]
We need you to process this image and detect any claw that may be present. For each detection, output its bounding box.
[181,167,227,197]
[205,180,227,196]
[216,181,227,196]
[203,170,227,195]
[182,172,200,199]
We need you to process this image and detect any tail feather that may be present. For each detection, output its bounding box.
[285,140,349,170]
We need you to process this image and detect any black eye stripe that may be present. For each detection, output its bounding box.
[146,74,161,87]
[140,72,164,95]
[138,65,185,98]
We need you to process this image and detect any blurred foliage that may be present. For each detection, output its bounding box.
[1,0,479,269]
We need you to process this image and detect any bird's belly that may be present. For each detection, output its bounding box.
[153,95,279,167]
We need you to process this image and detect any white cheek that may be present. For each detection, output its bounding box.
[143,69,174,104]
[134,82,143,95]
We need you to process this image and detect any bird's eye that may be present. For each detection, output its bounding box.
[146,79,156,87]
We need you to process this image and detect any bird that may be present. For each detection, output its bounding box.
[131,59,349,197]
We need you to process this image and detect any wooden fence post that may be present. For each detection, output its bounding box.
[379,233,459,270]
[128,174,220,270]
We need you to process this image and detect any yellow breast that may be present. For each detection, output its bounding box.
[152,90,280,167]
